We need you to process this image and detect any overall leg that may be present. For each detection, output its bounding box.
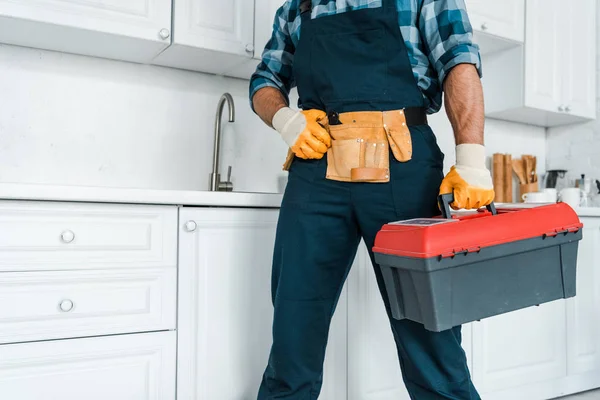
[258,157,361,400]
[353,126,481,400]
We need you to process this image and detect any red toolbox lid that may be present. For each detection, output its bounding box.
[373,203,583,259]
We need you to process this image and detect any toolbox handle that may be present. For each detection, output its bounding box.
[438,193,498,219]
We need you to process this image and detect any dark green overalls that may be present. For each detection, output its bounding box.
[258,0,481,398]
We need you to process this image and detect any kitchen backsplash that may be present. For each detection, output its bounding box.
[0,44,545,197]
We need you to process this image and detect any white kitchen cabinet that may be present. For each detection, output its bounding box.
[347,242,473,400]
[0,268,176,344]
[0,331,176,400]
[0,0,172,63]
[224,0,281,79]
[465,0,524,55]
[152,0,255,75]
[0,201,178,272]
[472,301,567,397]
[176,207,347,400]
[567,218,600,378]
[482,0,597,127]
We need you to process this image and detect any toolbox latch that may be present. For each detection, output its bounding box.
[543,226,581,239]
[440,246,482,260]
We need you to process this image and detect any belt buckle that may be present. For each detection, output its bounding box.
[328,110,342,125]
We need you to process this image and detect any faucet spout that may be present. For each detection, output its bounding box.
[210,93,235,191]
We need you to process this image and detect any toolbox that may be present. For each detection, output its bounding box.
[373,194,584,332]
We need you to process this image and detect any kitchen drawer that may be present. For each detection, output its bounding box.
[0,331,176,400]
[0,201,177,272]
[0,268,176,344]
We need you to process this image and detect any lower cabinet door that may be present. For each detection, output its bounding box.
[472,300,567,396]
[177,207,347,400]
[348,243,474,400]
[0,331,176,400]
[347,243,411,400]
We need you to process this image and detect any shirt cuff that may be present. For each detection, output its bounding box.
[436,43,483,87]
[249,76,290,113]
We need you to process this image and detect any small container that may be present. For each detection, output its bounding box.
[373,194,583,332]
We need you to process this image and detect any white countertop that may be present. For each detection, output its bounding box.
[0,182,599,216]
[0,182,284,208]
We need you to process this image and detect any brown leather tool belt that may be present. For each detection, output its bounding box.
[283,107,427,183]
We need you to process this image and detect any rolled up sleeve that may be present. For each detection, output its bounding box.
[249,4,296,111]
[419,0,482,86]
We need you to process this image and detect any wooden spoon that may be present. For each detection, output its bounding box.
[512,158,527,184]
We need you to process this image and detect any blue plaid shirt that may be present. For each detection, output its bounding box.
[249,0,482,114]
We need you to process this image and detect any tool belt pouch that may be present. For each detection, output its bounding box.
[326,123,389,182]
[326,111,413,183]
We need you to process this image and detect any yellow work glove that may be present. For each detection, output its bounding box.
[272,107,331,159]
[439,144,495,210]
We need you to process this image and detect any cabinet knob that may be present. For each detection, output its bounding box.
[481,22,489,31]
[60,230,75,244]
[184,221,197,232]
[558,105,566,112]
[565,105,572,112]
[159,28,171,40]
[59,299,74,312]
[245,44,255,53]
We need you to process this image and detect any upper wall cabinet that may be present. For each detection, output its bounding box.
[481,0,597,127]
[152,0,255,75]
[465,0,524,54]
[0,0,172,63]
[224,0,282,80]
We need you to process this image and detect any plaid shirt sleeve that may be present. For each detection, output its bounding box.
[249,3,296,110]
[419,0,482,86]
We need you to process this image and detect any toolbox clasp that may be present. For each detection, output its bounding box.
[439,246,482,260]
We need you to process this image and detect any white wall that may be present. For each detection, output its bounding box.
[0,43,545,196]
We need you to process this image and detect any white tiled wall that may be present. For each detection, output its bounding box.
[0,44,545,195]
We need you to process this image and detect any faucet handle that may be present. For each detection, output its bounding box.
[226,166,232,182]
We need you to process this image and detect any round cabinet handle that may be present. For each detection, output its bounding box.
[481,22,489,31]
[59,299,74,312]
[558,105,566,112]
[184,221,197,232]
[60,230,75,244]
[245,44,255,53]
[159,28,171,40]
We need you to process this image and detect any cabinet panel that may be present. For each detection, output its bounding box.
[173,0,254,55]
[0,331,176,400]
[567,218,600,376]
[562,0,597,119]
[0,201,177,272]
[348,243,411,400]
[153,0,254,74]
[465,0,524,42]
[254,0,284,61]
[472,301,567,394]
[524,0,563,114]
[0,268,176,344]
[0,0,171,63]
[177,208,346,400]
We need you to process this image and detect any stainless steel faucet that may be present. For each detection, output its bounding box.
[209,93,235,191]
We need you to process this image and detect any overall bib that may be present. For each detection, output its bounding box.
[258,0,481,398]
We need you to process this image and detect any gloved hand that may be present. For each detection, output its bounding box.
[439,144,495,210]
[272,108,331,159]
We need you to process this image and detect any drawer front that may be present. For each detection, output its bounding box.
[0,201,177,271]
[0,268,176,344]
[0,331,176,400]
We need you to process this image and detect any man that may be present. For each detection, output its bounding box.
[249,0,494,398]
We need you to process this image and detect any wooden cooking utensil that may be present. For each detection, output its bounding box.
[512,158,527,185]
